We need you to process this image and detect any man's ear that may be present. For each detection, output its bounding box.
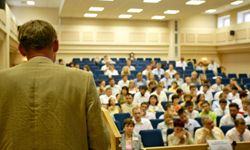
[52,40,59,53]
[18,44,26,56]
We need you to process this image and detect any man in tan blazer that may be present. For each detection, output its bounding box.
[0,20,110,150]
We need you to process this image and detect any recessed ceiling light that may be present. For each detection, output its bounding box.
[164,10,180,14]
[143,0,161,3]
[151,15,165,20]
[186,0,206,5]
[89,7,104,12]
[205,9,216,14]
[84,13,98,18]
[119,14,132,19]
[230,0,244,6]
[127,8,143,13]
[26,0,35,6]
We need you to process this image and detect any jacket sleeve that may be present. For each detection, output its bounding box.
[86,73,111,150]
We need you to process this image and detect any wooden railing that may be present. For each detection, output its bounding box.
[101,108,121,150]
[142,141,250,150]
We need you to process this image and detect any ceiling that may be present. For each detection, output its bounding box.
[6,0,250,21]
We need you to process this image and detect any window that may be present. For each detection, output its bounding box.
[218,15,230,28]
[237,9,250,24]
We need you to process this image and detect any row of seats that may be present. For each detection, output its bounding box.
[139,124,250,147]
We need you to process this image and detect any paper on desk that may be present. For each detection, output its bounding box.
[207,140,232,150]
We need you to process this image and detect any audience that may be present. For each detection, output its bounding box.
[168,119,194,146]
[107,97,121,116]
[97,79,106,95]
[195,116,224,144]
[121,93,137,115]
[176,57,187,70]
[134,72,147,88]
[120,118,143,150]
[117,86,129,104]
[128,80,138,95]
[160,72,173,89]
[178,108,201,136]
[106,78,121,96]
[147,95,164,113]
[226,118,250,143]
[220,103,244,127]
[105,64,119,78]
[118,75,129,88]
[134,86,150,104]
[157,112,174,144]
[211,76,224,92]
[152,63,165,79]
[185,101,200,119]
[100,87,116,108]
[165,64,177,79]
[140,102,156,120]
[199,101,217,124]
[132,106,153,134]
[214,98,229,116]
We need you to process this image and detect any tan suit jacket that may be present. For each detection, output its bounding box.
[0,57,110,150]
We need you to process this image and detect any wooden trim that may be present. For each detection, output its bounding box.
[101,108,121,150]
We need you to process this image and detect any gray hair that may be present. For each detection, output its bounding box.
[18,20,57,51]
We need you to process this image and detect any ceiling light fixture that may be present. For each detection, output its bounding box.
[151,15,165,20]
[186,0,206,5]
[205,9,216,14]
[127,8,143,13]
[84,13,98,18]
[164,10,180,14]
[119,14,132,19]
[230,0,244,6]
[143,0,161,3]
[26,0,35,6]
[89,7,104,12]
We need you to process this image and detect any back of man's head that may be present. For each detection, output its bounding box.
[18,20,57,52]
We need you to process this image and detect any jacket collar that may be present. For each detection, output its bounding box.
[28,56,53,64]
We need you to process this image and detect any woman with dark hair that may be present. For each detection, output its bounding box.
[168,119,193,146]
[83,65,93,74]
[97,80,106,96]
[120,118,143,150]
[195,93,206,111]
[148,95,164,113]
[117,86,129,104]
[107,97,121,116]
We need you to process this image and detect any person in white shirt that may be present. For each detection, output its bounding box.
[151,84,168,103]
[196,62,205,72]
[128,80,138,95]
[211,76,224,92]
[197,84,213,103]
[208,60,219,75]
[99,87,116,108]
[142,65,152,76]
[133,86,150,105]
[157,112,174,144]
[152,63,165,79]
[214,98,229,116]
[160,72,172,89]
[147,95,164,113]
[105,64,119,78]
[185,101,200,119]
[165,64,177,79]
[118,75,129,88]
[178,108,201,136]
[220,103,244,127]
[176,57,187,70]
[134,72,147,88]
[140,102,156,120]
[181,77,192,94]
[101,61,110,72]
[214,87,230,101]
[123,59,136,71]
[132,106,153,134]
[101,55,115,64]
[121,93,137,115]
[173,72,184,87]
[105,78,121,96]
[226,118,250,143]
[244,99,250,125]
[229,87,242,110]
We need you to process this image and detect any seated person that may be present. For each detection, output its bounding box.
[121,93,137,115]
[171,94,181,114]
[128,80,138,95]
[226,118,250,143]
[97,79,106,96]
[197,83,213,104]
[173,72,184,87]
[176,57,187,70]
[168,81,179,93]
[160,72,172,89]
[185,101,200,119]
[105,78,121,96]
[133,85,150,105]
[178,108,201,136]
[165,64,177,78]
[199,101,217,124]
[195,116,224,144]
[117,86,129,104]
[220,103,244,127]
[100,87,116,108]
[195,93,206,111]
[151,84,168,103]
[214,98,229,116]
[132,106,153,134]
[140,102,155,120]
[152,63,165,79]
[168,119,194,146]
[244,99,250,125]
[147,95,164,113]
[211,76,224,92]
[118,75,129,88]
[104,64,119,78]
[107,97,121,116]
[142,65,152,76]
[134,72,147,88]
[157,112,174,144]
[120,118,143,150]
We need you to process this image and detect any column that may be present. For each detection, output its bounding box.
[168,20,180,60]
